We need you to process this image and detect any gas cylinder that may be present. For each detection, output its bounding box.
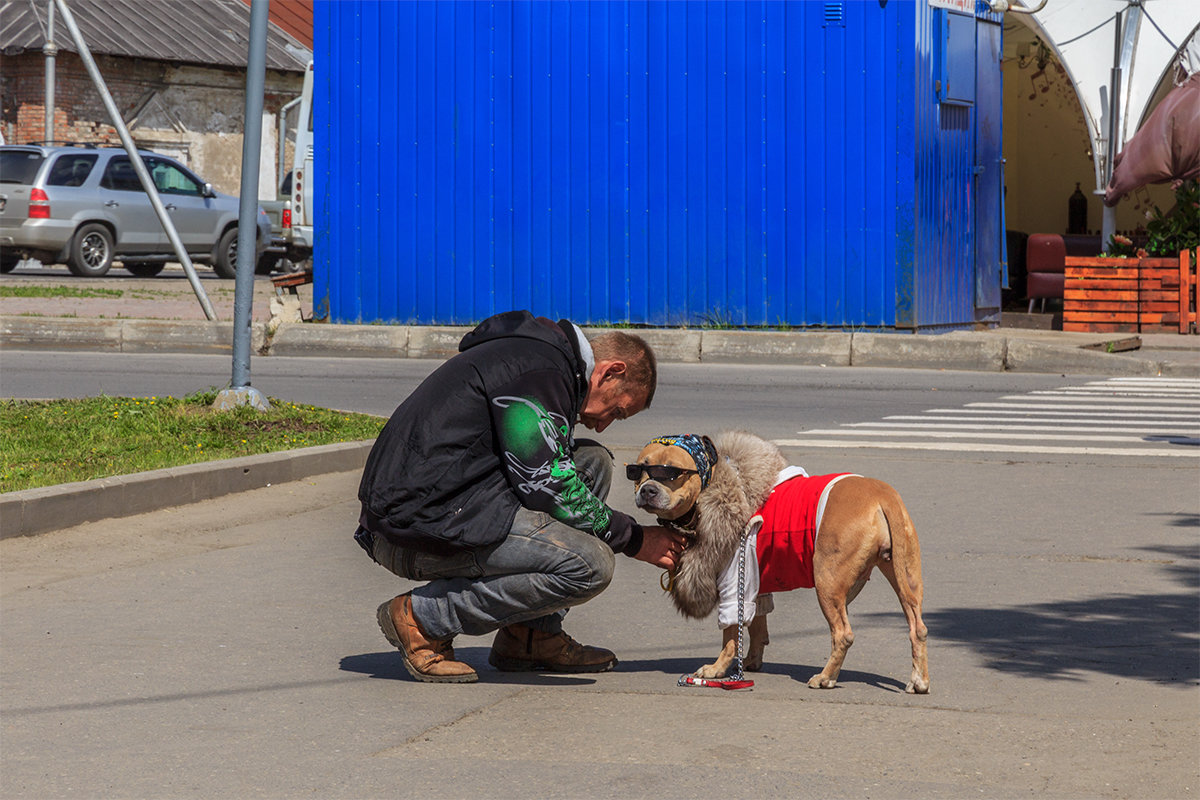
[1068,183,1088,234]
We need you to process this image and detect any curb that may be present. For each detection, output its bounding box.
[3,315,1197,376]
[0,440,374,539]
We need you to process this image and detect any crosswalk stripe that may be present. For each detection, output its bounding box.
[784,377,1200,457]
[966,401,1200,411]
[843,421,1196,433]
[1029,390,1200,399]
[997,395,1200,405]
[802,429,1198,444]
[876,416,1198,428]
[772,439,1200,457]
[1105,378,1200,386]
[921,408,1198,418]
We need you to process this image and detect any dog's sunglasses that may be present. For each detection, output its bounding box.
[625,463,700,482]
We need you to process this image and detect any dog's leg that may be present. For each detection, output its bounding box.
[695,626,740,678]
[877,496,930,694]
[745,613,770,671]
[845,576,868,605]
[810,586,854,689]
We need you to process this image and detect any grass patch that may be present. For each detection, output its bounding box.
[1,391,384,493]
[0,285,123,299]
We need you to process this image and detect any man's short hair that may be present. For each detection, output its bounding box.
[590,331,658,409]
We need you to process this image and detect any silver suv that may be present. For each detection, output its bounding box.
[0,144,271,278]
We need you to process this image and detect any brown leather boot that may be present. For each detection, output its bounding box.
[377,594,477,683]
[488,623,618,673]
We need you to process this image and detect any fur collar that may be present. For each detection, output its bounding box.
[670,430,786,619]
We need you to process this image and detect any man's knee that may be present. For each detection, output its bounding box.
[555,531,615,602]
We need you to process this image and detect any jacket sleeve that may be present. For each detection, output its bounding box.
[488,369,643,555]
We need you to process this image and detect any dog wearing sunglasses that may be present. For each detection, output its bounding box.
[629,431,929,694]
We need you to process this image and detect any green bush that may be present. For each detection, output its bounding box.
[1144,179,1199,257]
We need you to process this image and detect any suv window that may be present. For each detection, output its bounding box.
[0,150,45,184]
[100,157,144,192]
[147,158,203,196]
[46,153,99,187]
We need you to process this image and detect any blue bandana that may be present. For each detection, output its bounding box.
[649,434,716,489]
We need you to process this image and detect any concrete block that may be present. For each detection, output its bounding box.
[1005,339,1162,376]
[700,330,852,365]
[269,323,407,358]
[0,476,126,538]
[580,327,702,363]
[0,442,376,539]
[852,332,1005,371]
[1,316,121,351]
[122,319,236,353]
[407,326,469,359]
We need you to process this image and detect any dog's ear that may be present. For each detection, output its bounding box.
[701,435,718,463]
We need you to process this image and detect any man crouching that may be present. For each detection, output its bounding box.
[354,310,689,682]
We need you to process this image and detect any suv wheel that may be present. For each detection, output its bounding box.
[67,223,114,277]
[255,253,279,275]
[214,227,239,279]
[123,261,166,278]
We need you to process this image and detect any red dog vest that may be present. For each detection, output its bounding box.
[755,473,853,593]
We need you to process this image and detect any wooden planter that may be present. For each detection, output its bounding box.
[1064,250,1198,334]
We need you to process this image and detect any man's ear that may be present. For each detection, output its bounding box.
[602,360,628,382]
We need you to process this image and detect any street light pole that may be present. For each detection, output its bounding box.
[43,0,56,143]
[214,0,271,411]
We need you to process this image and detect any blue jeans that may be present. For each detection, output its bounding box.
[367,441,617,640]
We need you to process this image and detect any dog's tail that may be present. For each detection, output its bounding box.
[879,488,923,603]
[879,486,930,693]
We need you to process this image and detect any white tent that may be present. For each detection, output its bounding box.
[1018,0,1199,193]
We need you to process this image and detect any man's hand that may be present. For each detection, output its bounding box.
[635,525,690,569]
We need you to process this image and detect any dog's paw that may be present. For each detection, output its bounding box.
[744,652,764,672]
[807,674,837,689]
[694,663,728,679]
[905,678,930,694]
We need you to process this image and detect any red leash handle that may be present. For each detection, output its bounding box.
[677,674,754,690]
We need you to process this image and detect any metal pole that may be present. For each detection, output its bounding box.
[215,0,271,411]
[53,0,216,320]
[278,95,300,192]
[43,0,56,143]
[1100,11,1122,249]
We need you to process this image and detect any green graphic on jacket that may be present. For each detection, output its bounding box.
[493,394,612,539]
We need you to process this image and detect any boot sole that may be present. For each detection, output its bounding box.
[376,600,478,684]
[487,653,618,673]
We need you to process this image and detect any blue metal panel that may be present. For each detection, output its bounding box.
[974,18,1004,315]
[316,0,996,328]
[906,2,1005,328]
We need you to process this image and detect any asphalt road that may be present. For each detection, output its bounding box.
[2,352,1197,798]
[0,347,1084,434]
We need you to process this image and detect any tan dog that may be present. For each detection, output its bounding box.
[630,431,929,693]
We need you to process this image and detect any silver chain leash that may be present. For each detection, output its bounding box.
[675,527,754,690]
[728,530,748,681]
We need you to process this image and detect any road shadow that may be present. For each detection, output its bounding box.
[340,649,595,686]
[618,657,909,692]
[915,536,1199,686]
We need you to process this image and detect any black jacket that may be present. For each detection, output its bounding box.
[358,310,644,556]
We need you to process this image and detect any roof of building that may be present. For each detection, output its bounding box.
[242,0,312,50]
[1,0,311,72]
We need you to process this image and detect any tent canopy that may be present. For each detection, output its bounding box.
[1019,0,1199,192]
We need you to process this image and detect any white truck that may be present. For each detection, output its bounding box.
[259,61,314,274]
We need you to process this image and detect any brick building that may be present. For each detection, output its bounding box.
[1,0,313,197]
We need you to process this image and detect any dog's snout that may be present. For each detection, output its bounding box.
[635,481,664,509]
